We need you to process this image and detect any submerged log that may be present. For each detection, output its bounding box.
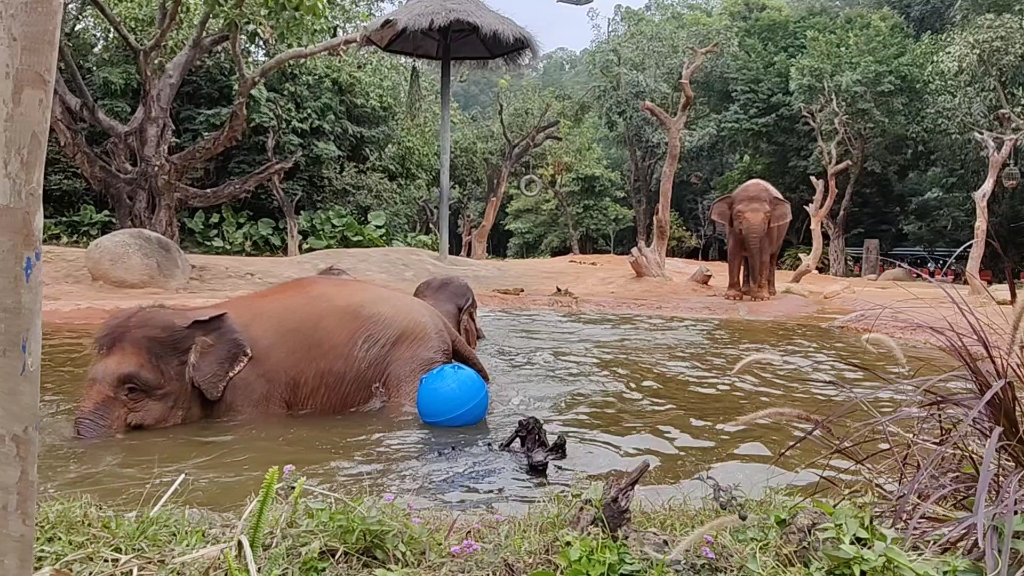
[498,416,567,475]
[571,460,651,537]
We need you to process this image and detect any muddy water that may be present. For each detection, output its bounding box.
[38,310,940,510]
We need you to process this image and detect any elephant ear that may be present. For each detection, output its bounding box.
[184,312,251,401]
[709,195,733,226]
[769,197,793,228]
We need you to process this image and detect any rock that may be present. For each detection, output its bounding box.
[779,283,809,298]
[864,274,878,281]
[687,266,713,285]
[877,268,915,282]
[822,281,853,300]
[780,507,830,564]
[85,228,191,290]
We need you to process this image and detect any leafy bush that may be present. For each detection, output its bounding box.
[299,207,388,250]
[43,205,117,247]
[182,206,283,255]
[668,211,699,258]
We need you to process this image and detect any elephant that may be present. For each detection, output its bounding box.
[709,179,792,301]
[73,276,489,438]
[413,276,484,349]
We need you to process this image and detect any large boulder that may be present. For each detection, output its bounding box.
[877,268,915,282]
[85,228,191,289]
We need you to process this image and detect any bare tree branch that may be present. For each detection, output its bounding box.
[171,31,362,170]
[56,44,126,136]
[677,43,719,119]
[145,0,183,53]
[88,0,142,52]
[176,155,300,208]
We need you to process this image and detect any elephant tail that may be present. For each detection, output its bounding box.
[444,321,491,382]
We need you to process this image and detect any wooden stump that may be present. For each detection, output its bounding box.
[687,266,712,285]
[628,244,668,279]
[571,460,651,537]
[498,416,567,476]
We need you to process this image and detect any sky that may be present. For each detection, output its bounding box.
[486,0,647,53]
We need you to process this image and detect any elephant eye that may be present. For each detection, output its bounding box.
[123,383,145,400]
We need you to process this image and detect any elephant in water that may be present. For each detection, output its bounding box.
[73,276,488,438]
[709,179,792,301]
[413,276,484,349]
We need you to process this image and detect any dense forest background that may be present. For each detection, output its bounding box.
[45,0,1024,275]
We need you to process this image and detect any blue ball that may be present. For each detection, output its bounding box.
[417,363,489,427]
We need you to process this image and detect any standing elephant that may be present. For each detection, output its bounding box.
[73,276,489,438]
[709,179,792,301]
[413,276,485,349]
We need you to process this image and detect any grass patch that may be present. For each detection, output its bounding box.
[36,467,975,575]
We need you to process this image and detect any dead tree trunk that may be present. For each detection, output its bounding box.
[458,211,473,258]
[966,129,1018,296]
[571,460,651,537]
[626,138,657,247]
[265,119,301,257]
[792,99,852,283]
[628,43,717,278]
[822,140,864,278]
[49,0,357,242]
[470,100,561,259]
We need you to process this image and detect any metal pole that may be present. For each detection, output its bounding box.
[1,0,64,572]
[438,29,452,262]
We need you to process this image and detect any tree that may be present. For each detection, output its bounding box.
[628,43,718,278]
[265,107,301,257]
[1,0,63,571]
[468,84,561,259]
[49,0,373,242]
[790,91,853,283]
[932,13,1024,294]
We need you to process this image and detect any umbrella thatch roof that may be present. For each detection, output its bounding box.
[362,0,540,68]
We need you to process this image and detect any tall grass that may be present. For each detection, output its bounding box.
[735,281,1024,574]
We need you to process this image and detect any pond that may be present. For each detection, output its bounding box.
[38,310,936,511]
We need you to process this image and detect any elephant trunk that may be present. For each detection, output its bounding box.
[743,223,765,289]
[73,404,119,438]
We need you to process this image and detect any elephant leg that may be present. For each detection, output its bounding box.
[725,249,743,301]
[750,247,772,301]
[741,258,751,296]
[768,251,778,296]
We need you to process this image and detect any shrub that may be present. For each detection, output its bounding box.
[43,205,117,247]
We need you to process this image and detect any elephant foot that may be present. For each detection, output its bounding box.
[769,287,777,297]
[741,285,751,296]
[750,291,770,302]
[725,289,744,301]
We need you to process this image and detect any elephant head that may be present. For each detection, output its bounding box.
[413,276,484,349]
[709,180,792,288]
[73,307,251,438]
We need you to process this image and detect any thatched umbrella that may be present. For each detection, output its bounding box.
[362,0,539,261]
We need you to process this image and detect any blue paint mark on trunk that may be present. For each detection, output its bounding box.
[20,336,28,376]
[22,250,41,283]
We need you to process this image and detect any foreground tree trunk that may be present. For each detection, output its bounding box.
[470,100,561,259]
[792,99,852,284]
[966,129,1018,295]
[1,0,63,571]
[265,122,302,257]
[50,0,360,242]
[628,43,717,278]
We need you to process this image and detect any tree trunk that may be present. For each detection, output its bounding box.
[627,43,717,278]
[828,229,847,277]
[470,167,509,260]
[1,0,62,571]
[791,214,824,283]
[265,126,301,256]
[966,134,1017,295]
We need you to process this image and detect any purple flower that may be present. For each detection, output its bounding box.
[493,515,506,522]
[407,502,415,511]
[450,539,481,556]
[382,493,395,503]
[472,524,482,530]
[700,546,716,560]
[411,517,422,525]
[282,464,296,477]
[450,545,463,555]
[703,535,715,544]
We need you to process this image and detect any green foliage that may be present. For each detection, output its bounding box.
[182,206,283,255]
[300,207,388,250]
[247,465,281,555]
[43,206,117,247]
[534,532,646,576]
[668,211,700,258]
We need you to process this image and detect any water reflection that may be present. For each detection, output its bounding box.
[38,310,941,510]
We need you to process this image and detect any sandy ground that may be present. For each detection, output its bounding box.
[41,246,1017,346]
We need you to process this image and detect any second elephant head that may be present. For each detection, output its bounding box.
[413,276,485,349]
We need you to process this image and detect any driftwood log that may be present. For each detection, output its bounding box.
[498,416,567,475]
[571,460,651,537]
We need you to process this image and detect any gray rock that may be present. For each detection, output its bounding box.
[780,507,830,565]
[877,268,915,282]
[85,228,191,289]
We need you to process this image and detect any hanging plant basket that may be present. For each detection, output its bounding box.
[1002,165,1021,189]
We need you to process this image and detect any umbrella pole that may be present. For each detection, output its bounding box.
[438,31,452,262]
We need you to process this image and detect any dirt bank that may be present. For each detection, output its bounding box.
[42,246,1015,346]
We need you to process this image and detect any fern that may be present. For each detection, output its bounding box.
[247,466,281,555]
[224,549,246,576]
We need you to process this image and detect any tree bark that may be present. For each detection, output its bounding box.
[458,211,472,258]
[49,0,359,242]
[966,132,1018,296]
[470,99,561,259]
[823,141,863,278]
[628,43,717,278]
[1,0,63,571]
